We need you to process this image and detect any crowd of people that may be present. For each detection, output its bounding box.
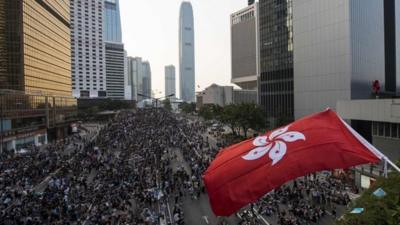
[0,109,213,225]
[254,175,352,225]
[0,108,356,225]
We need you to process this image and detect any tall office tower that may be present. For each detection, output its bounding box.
[127,56,142,101]
[293,0,400,119]
[142,61,152,98]
[179,1,195,102]
[71,0,106,98]
[105,42,125,99]
[231,3,259,90]
[165,65,176,97]
[258,0,294,125]
[0,0,76,150]
[127,57,143,101]
[0,0,72,96]
[104,0,125,99]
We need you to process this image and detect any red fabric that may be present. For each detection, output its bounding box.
[203,109,380,216]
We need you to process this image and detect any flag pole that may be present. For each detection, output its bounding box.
[339,117,400,174]
[384,158,388,178]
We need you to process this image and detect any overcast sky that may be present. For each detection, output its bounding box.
[120,0,246,97]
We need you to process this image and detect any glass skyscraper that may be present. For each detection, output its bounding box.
[104,0,122,43]
[104,0,125,99]
[179,1,195,103]
[259,0,294,124]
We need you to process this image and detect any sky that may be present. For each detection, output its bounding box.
[120,0,246,97]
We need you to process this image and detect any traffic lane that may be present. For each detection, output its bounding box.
[182,193,241,225]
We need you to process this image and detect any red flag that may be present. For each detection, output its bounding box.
[203,109,381,216]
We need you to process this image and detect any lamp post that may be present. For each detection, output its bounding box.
[137,93,175,109]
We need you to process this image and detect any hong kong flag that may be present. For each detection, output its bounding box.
[203,109,381,216]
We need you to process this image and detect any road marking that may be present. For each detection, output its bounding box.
[254,210,271,225]
[202,215,209,224]
[167,200,174,225]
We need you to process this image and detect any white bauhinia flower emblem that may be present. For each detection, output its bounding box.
[242,126,306,165]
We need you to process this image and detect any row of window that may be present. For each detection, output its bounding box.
[372,122,400,139]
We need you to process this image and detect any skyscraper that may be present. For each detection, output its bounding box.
[293,0,400,119]
[231,3,259,90]
[165,65,176,97]
[142,61,152,98]
[71,0,106,98]
[104,0,125,99]
[259,0,294,125]
[0,0,76,150]
[0,0,72,97]
[104,0,122,43]
[179,1,195,102]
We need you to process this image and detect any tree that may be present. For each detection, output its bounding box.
[199,105,214,120]
[236,103,266,138]
[179,102,196,114]
[336,161,400,225]
[221,104,240,136]
[163,98,172,111]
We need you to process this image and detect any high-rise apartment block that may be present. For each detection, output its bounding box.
[70,0,106,98]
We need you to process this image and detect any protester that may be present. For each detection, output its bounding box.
[0,109,352,225]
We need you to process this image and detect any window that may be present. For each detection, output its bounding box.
[391,124,398,138]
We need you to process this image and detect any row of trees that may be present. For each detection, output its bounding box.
[198,103,266,137]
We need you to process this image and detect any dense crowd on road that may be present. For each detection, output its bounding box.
[255,175,352,225]
[0,109,356,225]
[0,109,210,225]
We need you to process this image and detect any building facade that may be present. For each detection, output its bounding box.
[293,0,399,119]
[104,0,125,99]
[142,61,152,99]
[258,0,294,124]
[128,57,142,101]
[231,2,259,90]
[197,84,233,107]
[196,84,257,108]
[0,0,76,151]
[337,99,400,189]
[165,65,176,97]
[233,89,257,104]
[71,0,106,98]
[126,57,153,101]
[104,0,122,43]
[179,1,195,102]
[105,42,125,99]
[0,0,72,96]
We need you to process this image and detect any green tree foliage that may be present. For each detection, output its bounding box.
[198,105,214,120]
[236,103,266,137]
[163,98,172,111]
[220,104,240,136]
[179,102,196,114]
[198,103,266,137]
[336,161,400,225]
[198,104,224,121]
